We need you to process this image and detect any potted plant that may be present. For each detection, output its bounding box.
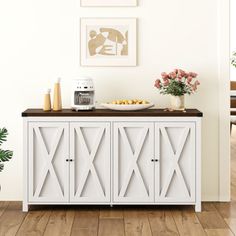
[0,128,13,172]
[154,69,200,110]
[231,51,236,68]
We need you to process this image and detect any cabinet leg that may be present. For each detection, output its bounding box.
[195,202,201,212]
[110,204,113,208]
[22,202,28,212]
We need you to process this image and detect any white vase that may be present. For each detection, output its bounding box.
[170,95,185,110]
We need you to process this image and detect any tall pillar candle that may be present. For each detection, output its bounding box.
[53,78,62,111]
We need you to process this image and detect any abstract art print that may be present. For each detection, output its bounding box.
[81,0,137,7]
[81,18,137,66]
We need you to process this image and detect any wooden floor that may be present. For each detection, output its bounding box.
[1,131,236,236]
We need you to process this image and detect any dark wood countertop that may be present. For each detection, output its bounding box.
[22,108,203,117]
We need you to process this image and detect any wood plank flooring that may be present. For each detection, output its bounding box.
[1,128,236,235]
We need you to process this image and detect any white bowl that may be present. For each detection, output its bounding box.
[101,103,154,111]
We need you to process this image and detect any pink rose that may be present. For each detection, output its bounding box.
[169,72,177,79]
[161,72,169,79]
[192,81,200,91]
[189,72,198,78]
[192,84,197,91]
[163,80,169,86]
[174,69,178,74]
[187,76,193,83]
[154,79,161,88]
[178,69,186,77]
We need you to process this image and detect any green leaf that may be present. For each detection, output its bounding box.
[0,128,8,146]
[0,149,13,162]
[164,80,186,96]
[0,128,13,172]
[231,51,236,68]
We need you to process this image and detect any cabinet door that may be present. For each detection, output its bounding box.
[155,122,196,203]
[28,122,69,202]
[114,122,154,203]
[70,122,110,203]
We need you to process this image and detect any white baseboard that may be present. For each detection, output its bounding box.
[202,195,231,202]
[202,196,219,202]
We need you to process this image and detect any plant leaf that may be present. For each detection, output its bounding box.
[0,164,4,172]
[0,128,8,146]
[0,149,13,162]
[231,51,236,68]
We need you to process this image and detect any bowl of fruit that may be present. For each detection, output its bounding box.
[101,99,154,111]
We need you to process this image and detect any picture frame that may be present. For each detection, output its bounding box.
[80,18,137,67]
[81,0,137,7]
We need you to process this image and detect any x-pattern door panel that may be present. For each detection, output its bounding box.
[28,122,69,202]
[114,122,154,203]
[70,122,111,203]
[155,122,195,203]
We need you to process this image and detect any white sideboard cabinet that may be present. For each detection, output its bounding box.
[22,109,202,212]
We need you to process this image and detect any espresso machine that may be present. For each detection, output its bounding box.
[71,77,95,111]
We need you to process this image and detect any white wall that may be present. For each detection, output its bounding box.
[231,0,236,80]
[0,0,221,200]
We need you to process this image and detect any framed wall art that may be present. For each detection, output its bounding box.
[80,18,137,67]
[81,0,137,7]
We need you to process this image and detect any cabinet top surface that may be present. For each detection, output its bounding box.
[22,108,203,117]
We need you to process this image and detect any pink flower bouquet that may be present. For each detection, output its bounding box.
[154,69,200,96]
